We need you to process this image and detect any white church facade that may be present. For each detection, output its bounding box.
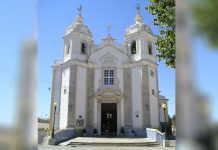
[49,5,168,137]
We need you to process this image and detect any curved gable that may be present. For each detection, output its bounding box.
[88,45,130,66]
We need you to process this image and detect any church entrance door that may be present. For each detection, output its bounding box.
[101,103,117,135]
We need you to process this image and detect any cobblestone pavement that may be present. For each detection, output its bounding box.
[38,145,175,150]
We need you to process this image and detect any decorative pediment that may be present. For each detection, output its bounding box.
[100,52,118,67]
[95,88,123,103]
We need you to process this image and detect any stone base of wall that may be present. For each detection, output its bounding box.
[123,126,132,137]
[163,140,176,147]
[133,128,145,137]
[86,126,94,136]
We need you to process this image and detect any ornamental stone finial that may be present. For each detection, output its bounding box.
[135,3,143,24]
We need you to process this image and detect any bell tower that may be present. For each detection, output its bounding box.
[125,4,156,62]
[63,5,93,62]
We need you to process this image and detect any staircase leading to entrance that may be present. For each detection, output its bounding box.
[59,137,160,147]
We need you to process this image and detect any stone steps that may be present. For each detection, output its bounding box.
[59,137,160,147]
[67,142,160,147]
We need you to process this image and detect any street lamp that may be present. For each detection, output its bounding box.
[51,102,57,138]
[161,103,167,139]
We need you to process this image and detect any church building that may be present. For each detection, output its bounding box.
[49,4,167,137]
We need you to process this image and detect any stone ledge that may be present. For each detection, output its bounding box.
[163,140,176,147]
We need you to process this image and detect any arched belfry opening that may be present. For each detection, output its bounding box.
[148,41,153,55]
[65,42,70,55]
[131,40,136,54]
[81,42,86,54]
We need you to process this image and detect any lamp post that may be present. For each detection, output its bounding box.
[162,103,167,139]
[51,102,57,138]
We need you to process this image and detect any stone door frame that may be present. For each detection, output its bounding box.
[96,97,121,136]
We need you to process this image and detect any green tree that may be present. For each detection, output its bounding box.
[191,0,218,47]
[146,0,176,68]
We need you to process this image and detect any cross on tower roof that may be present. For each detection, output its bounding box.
[77,4,82,16]
[107,24,112,36]
[136,3,140,15]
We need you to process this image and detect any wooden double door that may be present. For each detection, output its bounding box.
[101,103,117,135]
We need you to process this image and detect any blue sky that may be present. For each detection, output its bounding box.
[0,0,35,126]
[3,0,218,126]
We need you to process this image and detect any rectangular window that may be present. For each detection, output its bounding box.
[104,69,114,85]
[64,88,67,94]
[152,89,155,95]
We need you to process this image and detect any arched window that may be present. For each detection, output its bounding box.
[148,42,153,55]
[81,42,86,54]
[131,40,136,54]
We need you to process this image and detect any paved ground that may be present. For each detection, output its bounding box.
[38,145,175,150]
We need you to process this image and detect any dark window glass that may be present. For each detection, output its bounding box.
[66,44,70,55]
[81,43,86,54]
[152,89,155,95]
[104,70,114,85]
[148,42,153,55]
[131,40,136,54]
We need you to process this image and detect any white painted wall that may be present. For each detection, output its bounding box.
[149,67,159,128]
[131,67,143,128]
[59,67,70,129]
[75,66,87,128]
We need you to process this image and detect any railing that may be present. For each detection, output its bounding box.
[146,128,165,146]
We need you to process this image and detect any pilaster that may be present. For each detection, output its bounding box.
[142,65,151,127]
[67,65,77,127]
[86,68,95,136]
[123,68,133,129]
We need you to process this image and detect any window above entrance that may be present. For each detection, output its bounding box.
[104,69,114,85]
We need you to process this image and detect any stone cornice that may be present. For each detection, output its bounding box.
[53,58,158,70]
[96,96,122,103]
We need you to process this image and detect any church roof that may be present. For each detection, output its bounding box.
[126,23,153,35]
[65,24,92,36]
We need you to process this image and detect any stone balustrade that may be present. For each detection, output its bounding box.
[146,128,165,146]
[46,128,75,145]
